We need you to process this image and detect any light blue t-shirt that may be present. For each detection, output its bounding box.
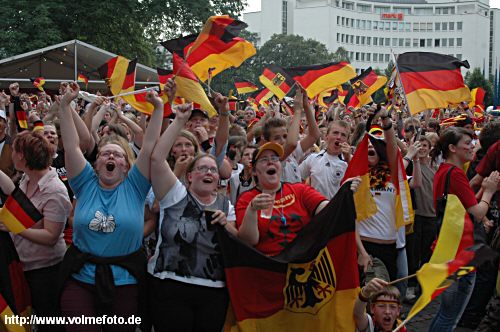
[69,162,151,285]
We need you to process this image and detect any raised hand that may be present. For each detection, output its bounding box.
[9,83,19,97]
[164,78,177,104]
[145,90,163,110]
[213,93,229,114]
[60,82,80,106]
[174,103,193,123]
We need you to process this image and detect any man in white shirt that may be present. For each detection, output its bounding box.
[299,120,351,199]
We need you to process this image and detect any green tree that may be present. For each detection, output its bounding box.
[332,47,350,62]
[465,68,494,107]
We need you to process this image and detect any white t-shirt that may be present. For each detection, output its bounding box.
[282,144,304,183]
[299,150,348,199]
[358,182,397,241]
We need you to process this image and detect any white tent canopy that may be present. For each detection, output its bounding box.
[0,40,159,91]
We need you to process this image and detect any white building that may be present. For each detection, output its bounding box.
[244,0,500,76]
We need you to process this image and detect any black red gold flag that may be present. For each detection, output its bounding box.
[397,52,471,114]
[234,79,259,95]
[98,55,130,96]
[259,65,295,100]
[249,88,274,106]
[285,62,356,98]
[0,187,43,234]
[219,184,359,331]
[344,67,387,108]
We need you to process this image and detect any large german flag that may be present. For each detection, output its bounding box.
[285,62,356,98]
[341,134,377,222]
[234,79,258,95]
[0,232,31,332]
[0,187,43,234]
[98,55,130,96]
[162,16,256,82]
[249,88,274,106]
[220,184,359,331]
[117,59,157,115]
[259,65,295,100]
[172,53,217,117]
[397,52,471,114]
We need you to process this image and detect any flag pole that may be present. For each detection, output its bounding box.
[386,273,416,286]
[106,86,159,100]
[392,317,410,332]
[390,50,412,116]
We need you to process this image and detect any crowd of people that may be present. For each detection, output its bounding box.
[0,78,499,332]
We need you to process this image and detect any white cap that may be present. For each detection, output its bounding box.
[0,110,6,121]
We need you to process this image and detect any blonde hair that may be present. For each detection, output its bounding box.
[98,134,136,168]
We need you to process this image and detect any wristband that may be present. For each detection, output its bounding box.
[403,156,412,163]
[358,288,369,302]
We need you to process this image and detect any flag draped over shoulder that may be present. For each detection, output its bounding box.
[285,62,356,99]
[397,52,471,114]
[0,232,31,332]
[0,187,43,234]
[234,79,258,95]
[220,184,359,332]
[259,65,295,100]
[172,53,217,117]
[249,88,274,106]
[341,134,377,221]
[162,16,256,82]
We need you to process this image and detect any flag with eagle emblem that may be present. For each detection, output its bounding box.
[218,184,359,331]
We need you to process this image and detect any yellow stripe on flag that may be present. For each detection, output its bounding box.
[354,173,377,222]
[0,208,27,234]
[406,87,471,115]
[175,76,217,117]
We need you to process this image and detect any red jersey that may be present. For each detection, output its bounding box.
[236,183,327,256]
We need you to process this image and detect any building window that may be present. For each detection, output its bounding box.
[355,52,360,61]
[337,33,340,42]
[385,38,390,46]
[449,38,454,47]
[405,23,411,31]
[374,6,390,14]
[361,36,366,44]
[373,21,378,30]
[366,53,371,61]
[342,17,345,26]
[414,8,433,15]
[373,38,378,46]
[337,16,340,25]
[399,38,404,47]
[449,22,454,31]
[361,53,365,61]
[457,38,462,47]
[367,37,371,46]
[457,22,463,31]
[351,19,354,28]
[385,22,390,31]
[442,22,448,31]
[413,22,419,32]
[379,53,384,61]
[427,39,432,47]
[393,7,411,15]
[456,54,462,60]
[435,22,441,31]
[442,38,448,47]
[350,35,354,43]
[420,23,427,31]
[392,22,398,31]
[427,23,433,31]
[358,4,371,13]
[420,39,425,47]
[385,54,390,62]
[362,20,367,29]
[373,53,378,62]
[282,0,288,34]
[436,7,455,15]
[405,38,411,47]
[392,38,397,47]
[343,1,354,10]
[413,39,419,47]
[435,39,440,47]
[356,19,360,29]
[399,22,404,31]
[379,37,384,46]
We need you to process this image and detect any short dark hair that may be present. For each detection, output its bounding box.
[263,118,287,141]
[13,131,54,170]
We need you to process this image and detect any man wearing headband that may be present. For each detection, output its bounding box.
[354,278,405,332]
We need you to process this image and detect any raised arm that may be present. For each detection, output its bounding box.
[282,89,303,159]
[91,101,111,143]
[71,104,95,155]
[150,102,192,200]
[58,83,86,178]
[118,110,144,148]
[213,93,230,157]
[134,91,164,181]
[299,85,321,152]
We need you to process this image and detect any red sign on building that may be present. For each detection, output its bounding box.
[381,13,404,21]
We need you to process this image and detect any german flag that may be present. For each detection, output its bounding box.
[0,232,31,332]
[15,110,28,132]
[31,77,45,92]
[249,88,273,106]
[393,150,414,229]
[345,68,387,108]
[172,53,217,117]
[398,196,497,328]
[77,73,89,86]
[341,134,377,221]
[162,16,256,82]
[98,55,130,96]
[0,187,43,234]
[397,52,471,115]
[220,184,359,331]
[234,79,258,95]
[259,65,295,100]
[32,120,44,133]
[285,62,356,99]
[469,87,485,109]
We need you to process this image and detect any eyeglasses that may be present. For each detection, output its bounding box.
[257,155,280,164]
[194,165,218,174]
[99,150,126,159]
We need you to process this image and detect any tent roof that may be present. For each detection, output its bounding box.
[0,40,159,91]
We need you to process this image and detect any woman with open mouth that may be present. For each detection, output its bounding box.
[57,82,164,332]
[236,141,360,257]
[147,92,238,332]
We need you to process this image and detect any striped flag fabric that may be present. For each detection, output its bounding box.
[172,53,217,117]
[162,16,256,82]
[397,195,497,328]
[397,52,471,114]
[31,77,45,92]
[285,62,356,99]
[344,68,387,109]
[234,79,258,95]
[220,184,359,331]
[0,187,43,234]
[469,87,485,109]
[77,73,89,86]
[393,150,415,229]
[98,55,130,96]
[341,134,377,221]
[249,88,274,106]
[259,65,295,100]
[0,232,31,332]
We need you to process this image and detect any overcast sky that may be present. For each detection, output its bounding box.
[244,0,500,13]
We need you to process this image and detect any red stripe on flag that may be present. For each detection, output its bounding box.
[5,195,37,229]
[400,69,465,94]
